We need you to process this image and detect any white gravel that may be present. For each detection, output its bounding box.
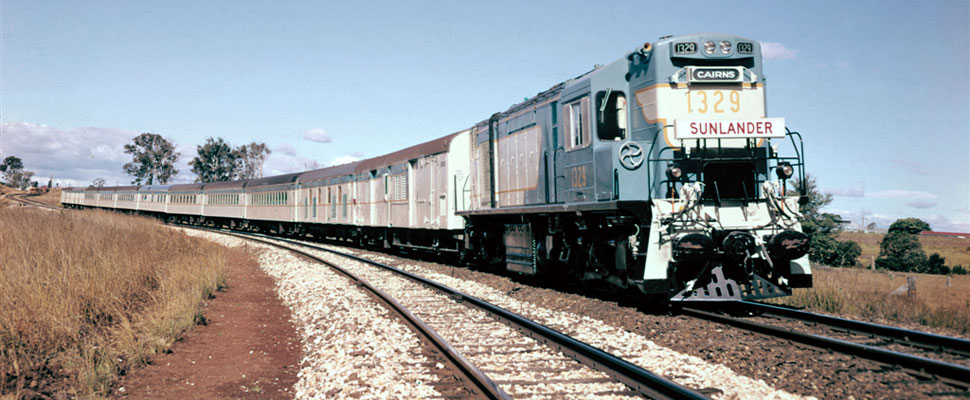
[182,230,442,399]
[348,251,816,400]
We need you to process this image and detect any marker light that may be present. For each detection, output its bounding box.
[704,41,715,54]
[775,162,794,179]
[720,41,732,54]
[666,166,683,181]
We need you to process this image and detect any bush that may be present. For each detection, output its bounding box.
[876,230,927,272]
[952,265,968,275]
[835,240,862,267]
[924,253,950,275]
[808,234,860,267]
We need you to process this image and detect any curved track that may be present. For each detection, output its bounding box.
[6,193,59,210]
[216,229,707,400]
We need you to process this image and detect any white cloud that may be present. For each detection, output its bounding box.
[827,187,865,198]
[920,214,970,233]
[274,143,298,157]
[867,190,939,200]
[905,201,937,209]
[760,42,798,60]
[301,128,332,144]
[329,152,363,166]
[0,122,144,187]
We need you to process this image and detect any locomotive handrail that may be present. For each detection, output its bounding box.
[646,125,807,203]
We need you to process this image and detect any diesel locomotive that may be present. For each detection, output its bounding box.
[63,33,812,302]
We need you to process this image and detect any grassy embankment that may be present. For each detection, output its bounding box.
[771,232,970,334]
[0,184,20,208]
[0,207,238,398]
[27,188,64,208]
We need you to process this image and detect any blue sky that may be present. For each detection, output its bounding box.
[2,0,968,232]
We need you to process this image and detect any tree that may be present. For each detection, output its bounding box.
[791,174,860,267]
[123,133,180,185]
[10,171,35,190]
[834,240,862,267]
[2,156,24,183]
[189,138,272,182]
[875,230,927,272]
[92,178,106,188]
[236,142,271,179]
[888,218,931,235]
[190,137,239,182]
[1,156,35,190]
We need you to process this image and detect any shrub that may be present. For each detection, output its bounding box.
[876,230,927,272]
[924,253,950,275]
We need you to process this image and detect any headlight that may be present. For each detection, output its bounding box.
[704,41,715,54]
[767,230,810,260]
[720,41,732,54]
[673,233,714,265]
[775,162,793,179]
[666,166,683,181]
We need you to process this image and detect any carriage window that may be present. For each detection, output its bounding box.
[564,97,590,151]
[596,90,627,140]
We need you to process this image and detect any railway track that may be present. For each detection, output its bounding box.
[738,301,970,360]
[680,303,970,393]
[210,228,707,399]
[6,192,60,210]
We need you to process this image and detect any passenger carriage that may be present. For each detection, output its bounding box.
[201,179,246,225]
[242,173,301,233]
[138,185,171,215]
[167,183,205,223]
[113,185,140,211]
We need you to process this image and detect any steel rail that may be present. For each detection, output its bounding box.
[249,232,708,400]
[740,301,970,357]
[681,307,970,389]
[217,230,510,400]
[7,193,59,210]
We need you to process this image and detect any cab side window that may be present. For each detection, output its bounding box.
[563,97,590,151]
[596,90,627,141]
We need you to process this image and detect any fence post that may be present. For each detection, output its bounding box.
[907,276,917,299]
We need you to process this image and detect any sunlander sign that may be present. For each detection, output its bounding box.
[687,66,743,83]
[674,118,786,139]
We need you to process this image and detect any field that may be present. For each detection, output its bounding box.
[839,231,970,268]
[27,188,64,208]
[772,266,970,335]
[0,184,19,208]
[0,207,241,398]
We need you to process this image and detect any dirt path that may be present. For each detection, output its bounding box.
[115,252,301,399]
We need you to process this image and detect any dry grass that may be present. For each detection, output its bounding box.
[0,184,21,208]
[771,266,970,335]
[839,232,970,268]
[28,188,64,208]
[0,207,235,398]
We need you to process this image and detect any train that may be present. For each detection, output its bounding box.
[62,33,812,303]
